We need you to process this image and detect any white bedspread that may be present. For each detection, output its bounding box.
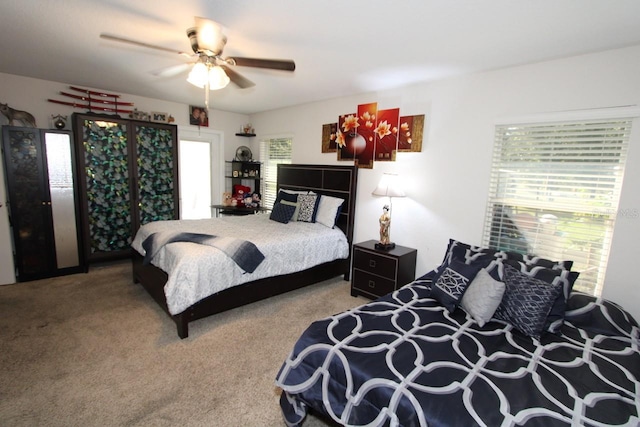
[131,214,349,315]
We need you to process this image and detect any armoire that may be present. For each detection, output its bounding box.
[72,113,179,264]
[1,126,85,281]
[1,115,179,280]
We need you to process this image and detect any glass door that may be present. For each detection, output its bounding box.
[179,140,212,219]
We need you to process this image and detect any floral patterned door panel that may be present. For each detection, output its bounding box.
[134,124,177,226]
[80,118,133,257]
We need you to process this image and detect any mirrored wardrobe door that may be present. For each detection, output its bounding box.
[43,131,81,269]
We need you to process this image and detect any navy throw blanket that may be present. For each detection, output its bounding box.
[141,231,265,273]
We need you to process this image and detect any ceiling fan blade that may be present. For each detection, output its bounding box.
[100,33,191,57]
[152,62,192,77]
[220,65,255,89]
[227,57,296,72]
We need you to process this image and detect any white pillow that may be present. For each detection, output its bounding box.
[315,195,345,228]
[460,268,505,327]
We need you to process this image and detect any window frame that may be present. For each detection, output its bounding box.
[483,107,638,295]
[259,136,293,209]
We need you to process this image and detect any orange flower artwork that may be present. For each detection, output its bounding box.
[329,104,424,166]
[322,122,338,153]
[353,102,377,169]
[374,108,400,161]
[398,114,425,152]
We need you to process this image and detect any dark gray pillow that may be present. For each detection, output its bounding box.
[431,259,481,313]
[494,264,563,338]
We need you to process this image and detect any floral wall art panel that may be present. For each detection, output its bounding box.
[398,114,425,152]
[353,102,377,169]
[374,107,400,161]
[337,113,357,161]
[322,122,338,153]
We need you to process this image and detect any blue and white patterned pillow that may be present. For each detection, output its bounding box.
[493,264,563,338]
[297,194,320,222]
[431,260,481,312]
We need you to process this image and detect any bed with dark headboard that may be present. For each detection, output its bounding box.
[131,164,358,338]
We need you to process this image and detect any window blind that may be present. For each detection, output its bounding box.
[482,118,632,295]
[259,137,292,208]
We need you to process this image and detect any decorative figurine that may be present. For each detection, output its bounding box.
[0,103,37,127]
[51,114,67,129]
[379,205,391,246]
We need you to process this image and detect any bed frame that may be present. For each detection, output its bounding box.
[131,164,358,338]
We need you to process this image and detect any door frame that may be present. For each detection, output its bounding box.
[177,126,224,218]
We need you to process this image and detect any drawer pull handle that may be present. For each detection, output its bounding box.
[369,260,376,268]
[368,280,376,288]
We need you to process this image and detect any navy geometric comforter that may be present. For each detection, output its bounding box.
[276,279,640,427]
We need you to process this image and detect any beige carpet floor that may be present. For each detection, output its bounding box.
[0,261,366,426]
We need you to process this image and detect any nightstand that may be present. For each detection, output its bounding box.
[351,240,417,299]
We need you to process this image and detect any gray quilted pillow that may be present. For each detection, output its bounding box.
[460,269,505,327]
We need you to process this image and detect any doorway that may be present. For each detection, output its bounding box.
[177,127,224,219]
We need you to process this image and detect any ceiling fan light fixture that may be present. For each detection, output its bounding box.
[187,62,208,88]
[208,65,230,90]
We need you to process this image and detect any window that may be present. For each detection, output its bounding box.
[259,137,292,208]
[483,116,632,296]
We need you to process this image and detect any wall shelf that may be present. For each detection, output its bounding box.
[235,133,256,137]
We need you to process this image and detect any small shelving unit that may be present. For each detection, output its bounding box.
[221,161,263,216]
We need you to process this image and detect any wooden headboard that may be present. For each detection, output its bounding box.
[276,164,358,243]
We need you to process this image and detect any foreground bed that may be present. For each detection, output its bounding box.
[276,240,640,426]
[131,164,357,338]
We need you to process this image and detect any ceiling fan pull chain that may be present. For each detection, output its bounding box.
[205,78,210,112]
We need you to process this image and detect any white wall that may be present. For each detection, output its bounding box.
[0,72,250,161]
[249,44,640,320]
[1,45,638,319]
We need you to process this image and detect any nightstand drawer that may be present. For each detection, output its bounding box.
[353,249,397,280]
[352,269,396,297]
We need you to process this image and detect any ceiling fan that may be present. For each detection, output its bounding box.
[100,17,295,93]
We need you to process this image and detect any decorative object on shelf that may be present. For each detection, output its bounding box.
[51,114,68,130]
[48,86,134,116]
[130,108,149,121]
[235,145,253,161]
[222,192,234,206]
[150,112,168,123]
[242,123,254,134]
[331,102,425,169]
[0,103,37,127]
[372,173,406,250]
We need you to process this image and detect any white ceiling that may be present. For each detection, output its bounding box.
[2,0,640,115]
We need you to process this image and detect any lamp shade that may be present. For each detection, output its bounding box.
[187,62,208,88]
[372,173,406,198]
[208,65,230,90]
[187,63,230,90]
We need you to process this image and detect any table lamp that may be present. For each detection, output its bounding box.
[372,173,406,250]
